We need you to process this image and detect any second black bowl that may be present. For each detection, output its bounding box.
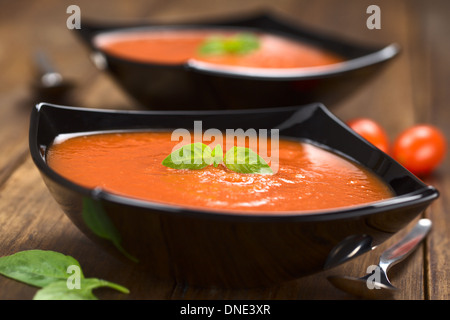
[76,12,399,110]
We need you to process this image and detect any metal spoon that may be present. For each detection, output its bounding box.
[32,50,74,100]
[328,218,432,299]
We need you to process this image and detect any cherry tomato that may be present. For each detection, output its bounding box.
[392,125,446,176]
[346,118,390,153]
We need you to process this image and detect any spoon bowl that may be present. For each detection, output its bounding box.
[328,218,432,299]
[32,50,74,102]
[328,275,398,299]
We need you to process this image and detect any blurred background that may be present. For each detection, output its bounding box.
[1,0,448,135]
[0,0,449,300]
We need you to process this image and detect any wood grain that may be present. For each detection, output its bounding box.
[0,0,448,300]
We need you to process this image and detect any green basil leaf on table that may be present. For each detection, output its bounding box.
[33,278,130,300]
[0,249,129,300]
[0,249,84,288]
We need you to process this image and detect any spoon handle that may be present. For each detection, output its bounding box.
[379,218,432,270]
[34,50,57,75]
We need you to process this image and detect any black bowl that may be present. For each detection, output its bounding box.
[75,12,399,110]
[29,102,438,288]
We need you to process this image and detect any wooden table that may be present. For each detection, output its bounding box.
[0,0,448,301]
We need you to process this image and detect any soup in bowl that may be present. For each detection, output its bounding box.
[94,29,344,70]
[29,102,438,287]
[47,131,393,214]
[76,12,399,109]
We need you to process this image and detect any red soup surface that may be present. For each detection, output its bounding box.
[46,131,393,214]
[95,29,344,69]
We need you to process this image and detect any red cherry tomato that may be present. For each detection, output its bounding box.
[346,118,390,153]
[392,125,446,176]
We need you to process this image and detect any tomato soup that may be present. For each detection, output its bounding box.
[46,131,393,213]
[95,29,343,69]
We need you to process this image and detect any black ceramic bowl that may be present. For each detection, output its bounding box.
[29,102,438,288]
[75,12,400,110]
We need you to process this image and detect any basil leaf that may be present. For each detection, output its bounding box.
[82,198,138,263]
[0,250,84,288]
[198,35,225,55]
[199,33,260,56]
[224,146,273,174]
[211,144,223,167]
[33,278,129,300]
[162,142,212,170]
[226,33,260,54]
[162,143,273,174]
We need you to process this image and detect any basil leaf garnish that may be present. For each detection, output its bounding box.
[224,146,273,175]
[162,142,212,170]
[162,143,272,175]
[198,32,260,56]
[211,144,223,167]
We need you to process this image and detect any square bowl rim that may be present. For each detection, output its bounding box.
[29,102,439,222]
[82,11,400,80]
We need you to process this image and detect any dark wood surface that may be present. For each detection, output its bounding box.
[0,0,448,300]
